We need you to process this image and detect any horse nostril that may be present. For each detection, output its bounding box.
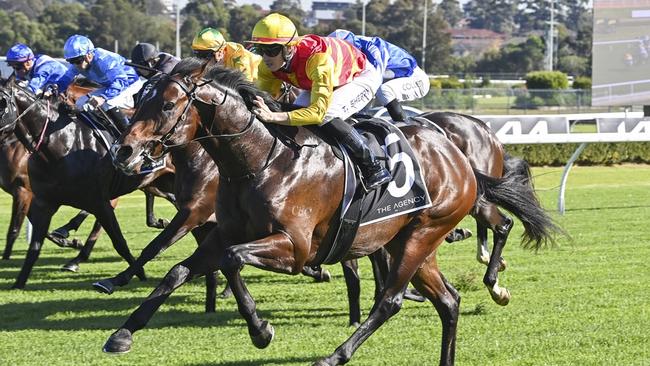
[115,145,134,163]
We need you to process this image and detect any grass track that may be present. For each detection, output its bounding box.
[0,165,649,365]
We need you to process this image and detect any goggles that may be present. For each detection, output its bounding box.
[66,55,86,65]
[252,44,284,57]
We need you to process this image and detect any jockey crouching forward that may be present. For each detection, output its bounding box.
[56,35,144,132]
[130,42,180,79]
[247,13,391,190]
[191,27,262,82]
[329,29,430,122]
[6,43,67,97]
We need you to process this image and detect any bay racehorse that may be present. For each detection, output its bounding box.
[0,80,176,289]
[103,59,521,365]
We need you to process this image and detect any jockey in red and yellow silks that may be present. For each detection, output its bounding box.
[247,13,391,189]
[256,34,367,125]
[192,28,261,82]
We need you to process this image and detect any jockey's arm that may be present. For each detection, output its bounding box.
[97,59,132,100]
[55,66,79,95]
[285,53,334,126]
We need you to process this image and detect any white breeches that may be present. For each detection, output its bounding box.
[375,66,430,106]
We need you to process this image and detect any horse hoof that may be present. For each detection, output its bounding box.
[10,283,25,290]
[93,279,115,295]
[477,254,490,266]
[51,228,70,239]
[349,322,360,328]
[490,288,511,306]
[218,287,233,299]
[404,288,426,302]
[317,269,331,283]
[498,258,507,272]
[103,328,132,354]
[61,262,79,272]
[250,320,274,349]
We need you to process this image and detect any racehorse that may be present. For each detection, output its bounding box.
[103,59,517,365]
[0,79,176,289]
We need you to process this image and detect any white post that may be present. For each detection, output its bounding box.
[175,2,181,58]
[114,39,119,53]
[547,0,555,71]
[422,0,428,73]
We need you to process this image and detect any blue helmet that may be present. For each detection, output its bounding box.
[6,43,34,62]
[63,35,95,59]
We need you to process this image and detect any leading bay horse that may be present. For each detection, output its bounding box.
[0,80,176,289]
[103,60,519,364]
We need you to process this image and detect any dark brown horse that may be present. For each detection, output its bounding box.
[102,60,500,365]
[0,80,176,289]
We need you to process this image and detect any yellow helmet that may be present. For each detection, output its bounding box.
[192,28,226,51]
[248,13,299,45]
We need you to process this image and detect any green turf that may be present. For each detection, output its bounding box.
[0,165,649,365]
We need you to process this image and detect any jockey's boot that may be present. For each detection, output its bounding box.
[385,99,406,122]
[325,118,392,190]
[105,107,130,133]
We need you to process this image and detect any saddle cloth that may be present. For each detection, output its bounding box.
[316,117,432,265]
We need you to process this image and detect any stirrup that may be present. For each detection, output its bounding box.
[363,167,392,190]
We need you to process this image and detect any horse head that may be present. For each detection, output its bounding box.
[111,57,232,175]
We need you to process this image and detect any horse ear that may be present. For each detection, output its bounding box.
[192,57,216,82]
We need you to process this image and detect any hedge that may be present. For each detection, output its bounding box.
[505,142,650,166]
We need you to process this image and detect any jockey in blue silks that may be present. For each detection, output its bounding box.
[5,43,67,97]
[328,29,430,122]
[56,34,144,131]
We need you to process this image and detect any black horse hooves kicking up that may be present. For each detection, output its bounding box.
[103,328,132,354]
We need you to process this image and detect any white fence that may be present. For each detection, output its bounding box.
[476,112,650,214]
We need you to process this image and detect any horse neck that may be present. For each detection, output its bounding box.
[195,95,279,179]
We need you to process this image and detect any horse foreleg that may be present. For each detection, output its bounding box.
[12,200,56,289]
[93,208,198,294]
[190,222,219,313]
[144,190,169,229]
[220,233,302,350]
[340,259,360,326]
[369,248,425,304]
[2,186,31,260]
[48,210,90,247]
[103,226,222,354]
[61,219,102,272]
[92,200,146,281]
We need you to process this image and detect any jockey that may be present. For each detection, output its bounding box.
[329,29,430,122]
[5,43,67,96]
[56,35,144,131]
[191,27,261,82]
[130,42,180,78]
[247,13,391,189]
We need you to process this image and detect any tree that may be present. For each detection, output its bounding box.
[476,35,546,74]
[37,3,94,56]
[228,4,263,44]
[437,0,463,28]
[464,0,516,35]
[181,0,231,55]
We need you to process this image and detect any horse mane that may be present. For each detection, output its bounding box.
[170,57,282,112]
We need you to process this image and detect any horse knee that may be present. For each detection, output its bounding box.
[162,264,190,289]
[496,217,514,236]
[377,295,403,318]
[221,247,244,273]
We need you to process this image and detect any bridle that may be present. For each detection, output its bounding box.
[140,74,256,160]
[0,84,52,154]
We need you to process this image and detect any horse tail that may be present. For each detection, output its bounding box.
[473,155,562,250]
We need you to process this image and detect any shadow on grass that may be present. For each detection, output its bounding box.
[566,204,650,212]
[188,355,319,366]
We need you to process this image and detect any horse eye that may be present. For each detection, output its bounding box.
[163,102,175,111]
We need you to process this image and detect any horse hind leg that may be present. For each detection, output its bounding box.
[409,256,461,366]
[61,219,102,272]
[3,186,31,260]
[476,204,513,306]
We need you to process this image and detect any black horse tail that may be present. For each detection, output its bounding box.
[473,155,562,250]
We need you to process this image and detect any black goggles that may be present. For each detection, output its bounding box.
[192,50,215,59]
[7,61,26,70]
[66,56,85,65]
[253,44,284,57]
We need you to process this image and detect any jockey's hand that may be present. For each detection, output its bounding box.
[252,96,290,125]
[83,96,105,112]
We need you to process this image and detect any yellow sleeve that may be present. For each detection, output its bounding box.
[287,53,335,126]
[225,43,261,82]
[255,62,283,99]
